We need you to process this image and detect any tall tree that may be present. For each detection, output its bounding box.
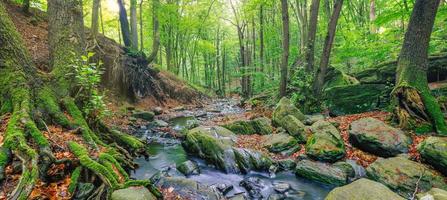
[369,0,376,33]
[304,0,320,72]
[313,0,344,97]
[117,0,132,47]
[91,0,101,39]
[280,0,289,97]
[147,0,160,63]
[130,0,138,50]
[393,0,447,134]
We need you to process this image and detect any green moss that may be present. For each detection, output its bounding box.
[183,131,226,169]
[122,180,162,198]
[223,121,256,135]
[68,167,82,194]
[0,99,12,115]
[109,130,144,150]
[99,153,129,180]
[68,142,119,189]
[36,87,71,127]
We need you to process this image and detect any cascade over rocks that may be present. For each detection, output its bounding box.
[324,178,404,200]
[417,136,447,176]
[306,121,345,162]
[366,157,447,198]
[349,117,411,157]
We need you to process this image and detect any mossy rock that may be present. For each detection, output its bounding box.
[131,111,155,121]
[281,115,307,143]
[349,117,411,157]
[366,157,447,198]
[306,121,345,162]
[223,120,256,135]
[233,147,273,173]
[324,84,389,116]
[111,186,156,200]
[177,160,200,176]
[223,117,273,135]
[295,159,350,186]
[416,188,447,200]
[272,97,305,127]
[417,136,447,176]
[251,117,273,135]
[155,177,223,200]
[325,178,404,200]
[262,133,299,153]
[323,66,359,91]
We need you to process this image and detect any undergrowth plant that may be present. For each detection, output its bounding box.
[71,52,109,118]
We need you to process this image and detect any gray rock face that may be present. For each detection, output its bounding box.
[177,160,200,176]
[281,115,308,143]
[111,187,156,200]
[418,136,447,176]
[295,159,352,186]
[306,121,345,162]
[349,117,411,157]
[324,178,404,200]
[366,157,447,198]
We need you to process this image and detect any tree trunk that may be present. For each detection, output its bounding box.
[91,0,100,39]
[304,0,320,72]
[313,0,343,98]
[117,0,132,47]
[147,0,160,63]
[259,5,265,87]
[22,0,30,13]
[280,0,289,97]
[139,0,143,51]
[369,0,376,33]
[130,0,138,50]
[393,0,446,134]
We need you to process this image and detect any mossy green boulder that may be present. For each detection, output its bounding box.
[323,66,359,91]
[324,84,388,116]
[272,97,305,126]
[349,117,411,157]
[223,117,273,135]
[366,157,447,198]
[295,159,352,186]
[182,126,272,173]
[417,136,447,176]
[325,178,404,200]
[111,187,156,200]
[131,111,155,121]
[263,133,299,153]
[306,121,345,162]
[281,115,307,143]
[416,188,447,200]
[177,160,200,176]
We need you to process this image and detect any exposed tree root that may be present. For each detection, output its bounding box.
[394,86,447,135]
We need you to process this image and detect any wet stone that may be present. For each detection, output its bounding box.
[240,177,265,199]
[273,181,291,193]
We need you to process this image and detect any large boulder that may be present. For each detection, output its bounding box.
[111,187,156,200]
[155,176,224,200]
[417,188,447,200]
[418,136,447,176]
[349,118,411,157]
[325,178,404,200]
[132,111,155,121]
[295,159,352,186]
[182,126,272,173]
[272,97,305,126]
[262,133,299,153]
[324,84,388,116]
[281,115,307,143]
[366,157,447,198]
[306,121,345,162]
[223,117,273,135]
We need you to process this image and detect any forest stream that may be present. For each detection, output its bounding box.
[130,99,331,199]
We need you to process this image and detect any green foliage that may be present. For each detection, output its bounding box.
[71,52,108,118]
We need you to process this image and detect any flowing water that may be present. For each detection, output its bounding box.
[131,99,331,199]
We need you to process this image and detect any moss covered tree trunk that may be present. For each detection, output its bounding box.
[0,2,158,199]
[393,0,447,135]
